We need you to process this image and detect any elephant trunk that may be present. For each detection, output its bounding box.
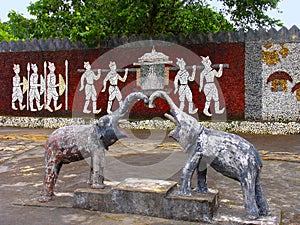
[112,92,149,120]
[149,91,200,129]
[149,91,179,112]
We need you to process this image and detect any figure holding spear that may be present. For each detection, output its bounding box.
[44,62,62,112]
[29,63,44,111]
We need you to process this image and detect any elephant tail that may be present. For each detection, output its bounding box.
[252,145,263,169]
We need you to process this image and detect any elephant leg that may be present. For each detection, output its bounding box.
[255,172,270,216]
[195,159,208,193]
[87,157,93,185]
[53,161,62,185]
[180,151,201,196]
[39,154,63,202]
[91,149,105,189]
[240,172,259,219]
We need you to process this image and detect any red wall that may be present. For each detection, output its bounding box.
[0,42,245,120]
[187,43,245,120]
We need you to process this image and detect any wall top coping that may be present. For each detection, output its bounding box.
[0,38,87,53]
[1,26,299,52]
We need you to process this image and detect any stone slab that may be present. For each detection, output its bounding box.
[73,178,218,223]
[115,178,177,193]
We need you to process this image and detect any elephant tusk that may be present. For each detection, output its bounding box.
[164,113,176,123]
[118,119,128,124]
[148,102,156,108]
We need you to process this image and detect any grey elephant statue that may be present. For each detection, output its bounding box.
[39,92,149,202]
[149,91,269,220]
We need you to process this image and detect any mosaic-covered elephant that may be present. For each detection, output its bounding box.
[39,92,149,202]
[149,91,269,219]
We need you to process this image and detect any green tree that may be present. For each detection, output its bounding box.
[24,0,108,46]
[106,0,234,36]
[216,0,283,29]
[2,0,282,47]
[0,22,15,41]
[6,10,35,40]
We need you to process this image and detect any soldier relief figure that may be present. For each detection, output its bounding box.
[79,62,101,114]
[199,56,225,117]
[102,61,128,114]
[29,64,44,111]
[174,58,198,114]
[45,62,62,112]
[12,64,26,110]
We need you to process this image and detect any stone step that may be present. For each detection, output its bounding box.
[73,178,219,223]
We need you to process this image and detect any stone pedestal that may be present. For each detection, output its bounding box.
[73,178,218,223]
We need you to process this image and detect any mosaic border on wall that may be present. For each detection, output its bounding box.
[0,116,299,135]
[244,42,263,121]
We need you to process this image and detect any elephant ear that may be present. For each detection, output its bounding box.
[95,121,105,139]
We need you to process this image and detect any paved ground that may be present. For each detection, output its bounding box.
[0,127,299,225]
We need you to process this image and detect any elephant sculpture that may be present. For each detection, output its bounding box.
[39,92,149,202]
[149,91,269,220]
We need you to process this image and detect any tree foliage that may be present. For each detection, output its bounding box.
[0,22,15,42]
[216,0,283,29]
[0,0,282,47]
[6,10,35,40]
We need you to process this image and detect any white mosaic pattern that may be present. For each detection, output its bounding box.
[262,43,300,121]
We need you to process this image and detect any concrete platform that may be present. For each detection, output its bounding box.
[73,178,219,223]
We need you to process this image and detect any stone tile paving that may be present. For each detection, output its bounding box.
[0,128,299,224]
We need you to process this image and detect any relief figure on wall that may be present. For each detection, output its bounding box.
[199,56,224,117]
[29,63,44,111]
[79,61,101,114]
[44,62,62,112]
[174,58,198,114]
[102,61,128,114]
[12,64,26,110]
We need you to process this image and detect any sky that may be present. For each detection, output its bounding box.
[0,0,299,29]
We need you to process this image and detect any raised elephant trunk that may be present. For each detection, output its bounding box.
[97,92,149,145]
[149,90,179,112]
[39,92,149,202]
[113,92,149,120]
[149,90,182,124]
[149,91,269,220]
[149,90,198,126]
[149,91,201,150]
